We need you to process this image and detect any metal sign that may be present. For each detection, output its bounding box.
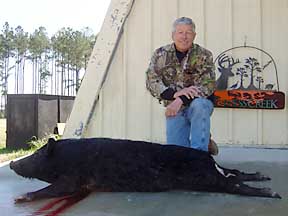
[214,90,285,109]
[214,45,285,109]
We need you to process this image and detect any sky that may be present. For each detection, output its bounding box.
[0,0,111,35]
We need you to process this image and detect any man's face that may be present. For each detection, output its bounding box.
[172,24,196,52]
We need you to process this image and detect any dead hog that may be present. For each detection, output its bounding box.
[10,138,281,202]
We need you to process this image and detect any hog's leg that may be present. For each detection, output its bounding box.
[226,182,281,199]
[15,181,76,203]
[215,164,271,181]
[213,164,280,198]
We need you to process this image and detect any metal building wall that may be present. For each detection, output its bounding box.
[75,0,288,147]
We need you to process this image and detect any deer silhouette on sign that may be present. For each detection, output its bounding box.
[216,53,240,90]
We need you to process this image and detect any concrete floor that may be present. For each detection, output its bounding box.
[0,147,287,216]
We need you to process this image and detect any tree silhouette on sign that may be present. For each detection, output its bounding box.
[256,76,264,89]
[244,57,262,90]
[235,67,248,90]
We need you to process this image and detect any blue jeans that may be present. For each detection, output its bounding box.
[166,98,214,152]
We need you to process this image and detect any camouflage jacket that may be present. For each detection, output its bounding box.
[146,43,216,106]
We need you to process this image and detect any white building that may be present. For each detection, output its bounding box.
[64,0,288,147]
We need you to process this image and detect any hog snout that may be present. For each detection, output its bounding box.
[10,161,16,170]
[10,160,21,172]
[10,160,30,178]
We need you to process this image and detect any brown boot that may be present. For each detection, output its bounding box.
[208,138,219,156]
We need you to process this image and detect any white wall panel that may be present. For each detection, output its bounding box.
[205,0,234,144]
[124,0,153,140]
[85,34,126,138]
[231,0,262,145]
[261,0,288,145]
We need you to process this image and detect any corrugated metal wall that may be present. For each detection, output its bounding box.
[85,0,288,146]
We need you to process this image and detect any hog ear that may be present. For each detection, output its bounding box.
[46,138,57,156]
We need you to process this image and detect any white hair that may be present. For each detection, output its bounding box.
[172,17,196,33]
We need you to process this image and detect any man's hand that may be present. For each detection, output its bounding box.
[165,97,183,117]
[173,86,201,99]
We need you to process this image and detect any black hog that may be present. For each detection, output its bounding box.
[10,138,281,202]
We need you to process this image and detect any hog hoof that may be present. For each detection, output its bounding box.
[256,172,271,181]
[261,188,282,199]
[272,192,282,199]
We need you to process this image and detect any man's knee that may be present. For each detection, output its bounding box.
[188,98,213,114]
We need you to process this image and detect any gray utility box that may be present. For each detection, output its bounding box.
[6,94,75,149]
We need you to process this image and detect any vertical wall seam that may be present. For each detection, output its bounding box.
[123,24,128,139]
[99,91,103,136]
[176,0,180,18]
[285,1,288,145]
[258,0,264,145]
[231,0,234,47]
[203,0,207,47]
[228,0,234,144]
[148,0,153,141]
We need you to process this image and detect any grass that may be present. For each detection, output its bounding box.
[0,118,6,149]
[0,136,51,163]
[0,148,35,163]
[0,119,52,163]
